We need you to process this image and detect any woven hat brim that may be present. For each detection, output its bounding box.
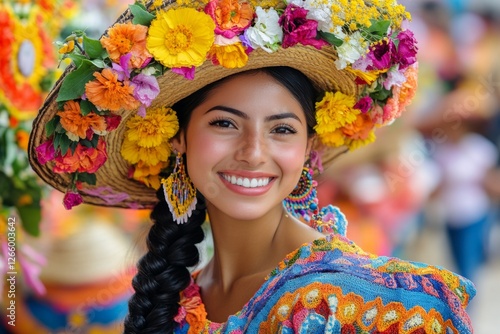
[28,8,356,209]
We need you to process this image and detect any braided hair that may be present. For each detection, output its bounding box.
[123,67,317,333]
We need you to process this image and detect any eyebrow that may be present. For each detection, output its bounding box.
[206,106,302,123]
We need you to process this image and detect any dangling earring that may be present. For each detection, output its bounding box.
[283,166,319,222]
[161,152,197,224]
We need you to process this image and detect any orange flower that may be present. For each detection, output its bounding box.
[15,130,30,151]
[132,161,167,190]
[205,0,254,38]
[100,23,152,68]
[85,68,140,112]
[54,137,107,174]
[57,100,107,139]
[342,113,375,140]
[396,64,418,113]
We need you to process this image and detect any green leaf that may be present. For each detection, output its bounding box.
[91,133,99,146]
[83,35,106,59]
[318,31,343,47]
[370,86,392,101]
[17,204,41,237]
[56,60,99,102]
[90,59,107,68]
[45,116,59,137]
[80,100,95,116]
[66,53,87,67]
[130,3,155,25]
[77,172,97,185]
[367,20,391,38]
[55,121,65,134]
[80,139,93,148]
[59,134,72,156]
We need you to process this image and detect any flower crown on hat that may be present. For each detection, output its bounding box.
[33,0,418,209]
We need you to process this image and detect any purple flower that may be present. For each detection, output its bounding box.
[395,30,418,70]
[367,39,395,70]
[112,53,133,80]
[354,96,374,113]
[171,66,196,80]
[131,73,160,112]
[63,190,83,210]
[35,139,55,165]
[278,4,328,49]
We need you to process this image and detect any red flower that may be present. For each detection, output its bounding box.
[53,137,107,174]
[63,190,83,210]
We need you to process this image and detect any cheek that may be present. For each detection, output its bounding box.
[272,143,308,181]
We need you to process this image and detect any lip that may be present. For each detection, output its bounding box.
[217,172,276,196]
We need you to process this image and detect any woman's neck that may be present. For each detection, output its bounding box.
[202,203,324,293]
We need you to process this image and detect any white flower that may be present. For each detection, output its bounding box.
[244,7,282,53]
[287,0,335,32]
[383,66,407,90]
[334,30,366,69]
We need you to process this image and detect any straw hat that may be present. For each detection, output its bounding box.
[28,0,418,209]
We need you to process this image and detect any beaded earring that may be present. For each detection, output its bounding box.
[283,166,319,222]
[161,152,197,224]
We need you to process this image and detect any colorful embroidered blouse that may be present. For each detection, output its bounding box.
[174,206,475,333]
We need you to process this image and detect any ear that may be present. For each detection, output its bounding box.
[170,130,186,154]
[305,135,316,164]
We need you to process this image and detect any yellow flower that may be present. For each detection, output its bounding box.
[146,8,215,68]
[314,91,359,132]
[132,161,168,189]
[124,107,179,148]
[317,129,346,148]
[346,67,387,85]
[208,41,248,69]
[121,138,171,166]
[59,40,75,54]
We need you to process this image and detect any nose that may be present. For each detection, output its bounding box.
[234,131,267,166]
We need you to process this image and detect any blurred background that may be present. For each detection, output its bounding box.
[1,0,499,332]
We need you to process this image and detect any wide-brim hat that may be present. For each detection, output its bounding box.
[28,0,418,209]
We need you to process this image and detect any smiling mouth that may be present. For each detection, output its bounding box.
[219,173,273,188]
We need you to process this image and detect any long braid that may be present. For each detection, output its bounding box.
[124,189,206,333]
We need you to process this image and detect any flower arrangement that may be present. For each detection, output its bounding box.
[35,0,418,208]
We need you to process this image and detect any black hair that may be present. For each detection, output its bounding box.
[123,67,317,333]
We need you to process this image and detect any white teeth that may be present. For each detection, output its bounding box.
[222,174,271,188]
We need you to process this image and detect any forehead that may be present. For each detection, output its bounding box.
[195,71,305,115]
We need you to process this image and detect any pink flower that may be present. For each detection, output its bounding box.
[131,73,160,117]
[18,244,47,295]
[278,5,328,49]
[354,96,374,114]
[395,30,418,70]
[63,190,84,209]
[35,139,55,165]
[171,66,196,80]
[367,39,395,70]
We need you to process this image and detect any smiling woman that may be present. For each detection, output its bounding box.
[28,0,474,333]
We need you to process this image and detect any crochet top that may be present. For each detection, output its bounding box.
[173,206,475,333]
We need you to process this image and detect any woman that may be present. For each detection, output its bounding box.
[28,0,474,333]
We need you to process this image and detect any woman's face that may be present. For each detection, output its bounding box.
[179,71,313,220]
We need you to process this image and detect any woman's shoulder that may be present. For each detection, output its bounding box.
[253,231,475,333]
